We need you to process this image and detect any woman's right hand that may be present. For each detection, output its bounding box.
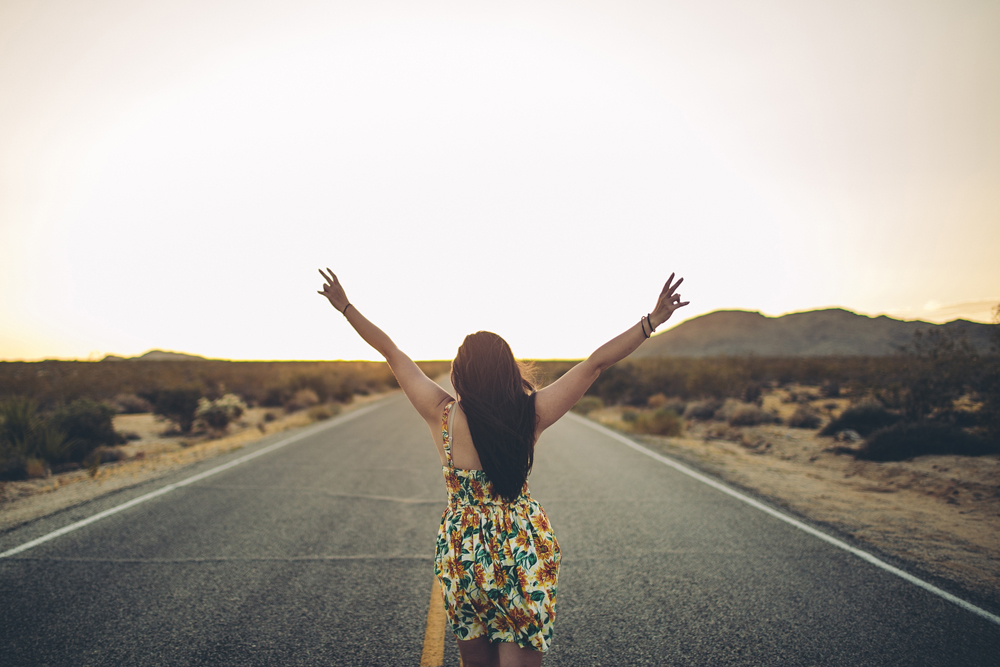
[317,268,350,313]
[650,273,689,329]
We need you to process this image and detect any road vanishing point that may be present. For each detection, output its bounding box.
[2,391,998,666]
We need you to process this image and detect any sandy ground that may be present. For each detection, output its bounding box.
[586,391,1000,603]
[0,393,394,533]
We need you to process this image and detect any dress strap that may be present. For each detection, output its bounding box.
[441,400,456,468]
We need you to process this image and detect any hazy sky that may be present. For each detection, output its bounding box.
[2,0,998,361]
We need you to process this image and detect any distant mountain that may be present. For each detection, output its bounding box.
[631,308,996,357]
[102,349,208,362]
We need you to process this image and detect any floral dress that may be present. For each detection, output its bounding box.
[434,401,561,652]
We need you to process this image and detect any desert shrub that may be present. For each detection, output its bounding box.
[647,393,668,408]
[684,399,722,421]
[857,422,998,461]
[572,396,603,415]
[728,405,782,427]
[788,406,822,429]
[195,394,246,432]
[621,409,639,423]
[0,409,68,479]
[263,411,278,423]
[821,381,841,398]
[308,404,341,421]
[713,399,747,422]
[112,393,153,414]
[260,386,289,408]
[742,382,763,405]
[154,388,202,433]
[51,398,123,462]
[820,399,899,437]
[633,408,683,436]
[285,388,320,413]
[25,457,48,478]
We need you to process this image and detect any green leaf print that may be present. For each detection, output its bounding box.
[530,591,545,602]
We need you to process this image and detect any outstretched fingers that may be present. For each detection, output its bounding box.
[661,274,684,297]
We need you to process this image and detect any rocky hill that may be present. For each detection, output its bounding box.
[632,308,995,357]
[102,349,208,362]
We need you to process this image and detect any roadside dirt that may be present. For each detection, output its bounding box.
[0,393,393,533]
[586,396,1000,602]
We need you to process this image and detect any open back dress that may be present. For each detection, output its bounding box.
[433,400,561,652]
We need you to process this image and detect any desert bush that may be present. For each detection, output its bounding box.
[821,381,841,398]
[742,382,763,405]
[788,406,822,429]
[0,397,70,477]
[621,409,639,423]
[260,386,289,408]
[713,399,746,422]
[196,394,247,432]
[25,457,48,478]
[684,399,722,421]
[263,411,278,423]
[112,393,153,414]
[633,408,684,436]
[285,388,320,413]
[51,398,123,462]
[857,422,998,461]
[728,405,782,427]
[154,388,202,433]
[647,393,668,408]
[308,404,341,421]
[820,399,899,437]
[572,396,603,415]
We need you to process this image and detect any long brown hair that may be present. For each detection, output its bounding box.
[451,331,537,502]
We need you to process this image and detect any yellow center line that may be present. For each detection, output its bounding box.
[420,578,446,666]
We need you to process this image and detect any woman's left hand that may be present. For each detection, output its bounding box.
[650,273,689,329]
[317,268,350,313]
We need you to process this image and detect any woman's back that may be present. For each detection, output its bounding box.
[442,400,485,471]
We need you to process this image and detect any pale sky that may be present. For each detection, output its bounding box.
[1,0,998,361]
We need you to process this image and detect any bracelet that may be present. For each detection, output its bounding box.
[646,313,657,333]
[341,303,352,316]
[640,317,650,339]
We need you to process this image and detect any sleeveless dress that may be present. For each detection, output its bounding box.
[434,401,561,652]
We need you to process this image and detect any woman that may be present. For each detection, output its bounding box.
[317,269,688,667]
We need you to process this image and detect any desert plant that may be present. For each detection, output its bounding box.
[51,398,123,463]
[112,393,153,414]
[572,396,603,415]
[633,408,683,436]
[195,394,247,432]
[820,399,899,437]
[308,404,341,421]
[787,406,822,429]
[0,397,69,478]
[646,393,669,408]
[684,399,722,421]
[284,388,320,413]
[621,409,639,423]
[742,382,763,405]
[728,405,782,427]
[857,422,997,461]
[154,388,202,433]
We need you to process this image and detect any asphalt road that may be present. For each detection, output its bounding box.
[2,391,998,666]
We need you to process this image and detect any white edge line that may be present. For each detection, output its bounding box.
[568,412,1000,627]
[0,402,385,559]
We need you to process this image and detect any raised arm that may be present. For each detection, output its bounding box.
[533,274,689,435]
[317,269,450,422]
